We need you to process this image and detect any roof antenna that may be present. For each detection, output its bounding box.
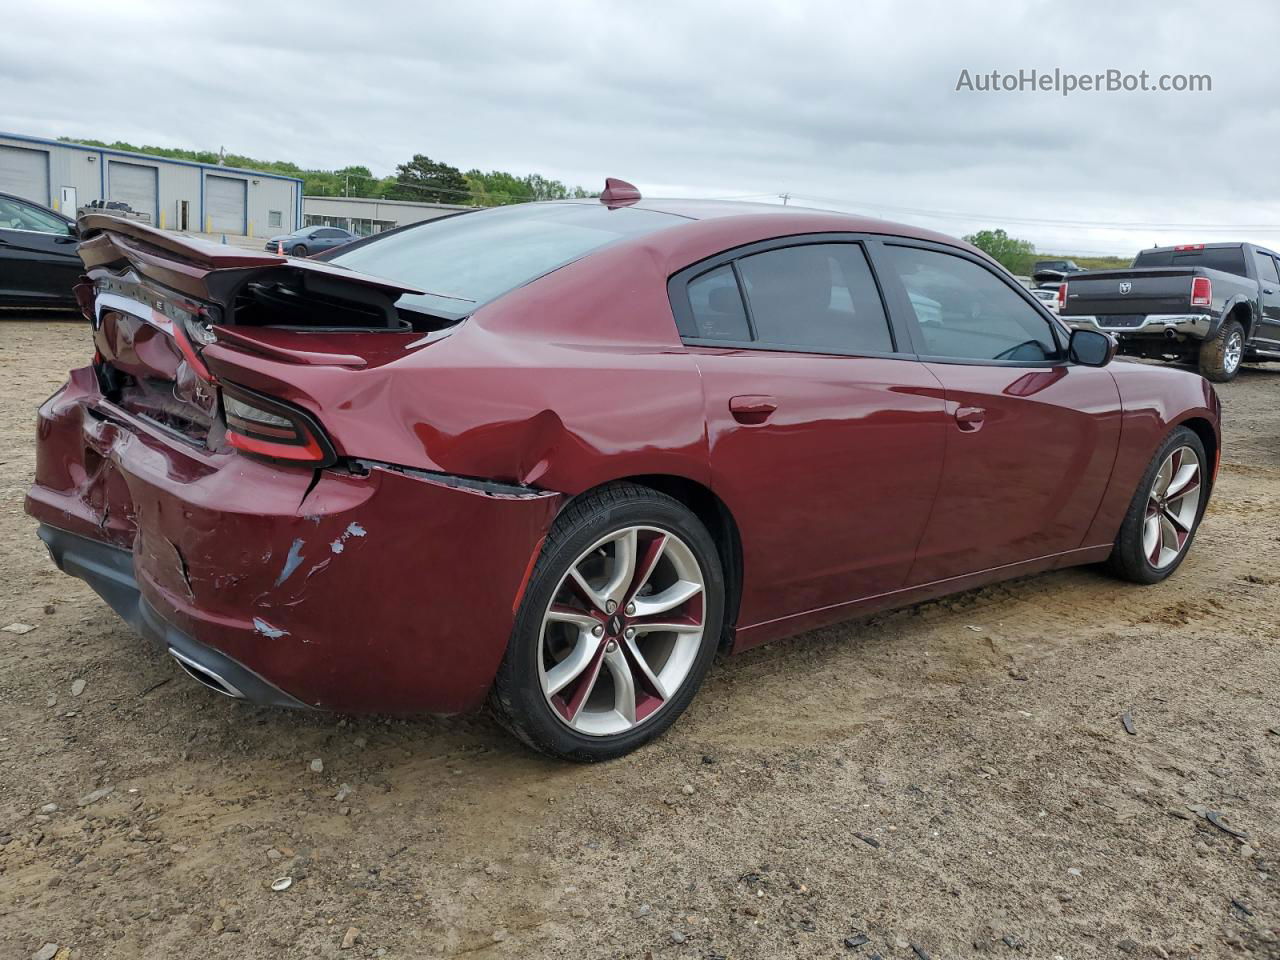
[600,177,641,208]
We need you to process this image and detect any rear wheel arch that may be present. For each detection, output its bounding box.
[555,474,743,648]
[1227,300,1254,338]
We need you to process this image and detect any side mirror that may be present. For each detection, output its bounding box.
[1069,328,1116,367]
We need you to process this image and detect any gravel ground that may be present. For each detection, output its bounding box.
[1,319,1277,960]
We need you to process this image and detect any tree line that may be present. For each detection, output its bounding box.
[963,228,1131,274]
[60,138,598,207]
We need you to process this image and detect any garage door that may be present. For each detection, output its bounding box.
[0,145,50,205]
[205,175,246,234]
[108,161,157,224]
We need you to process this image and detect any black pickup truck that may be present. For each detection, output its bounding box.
[1059,242,1280,382]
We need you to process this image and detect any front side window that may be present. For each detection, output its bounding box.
[882,245,1061,362]
[734,243,893,353]
[0,197,72,235]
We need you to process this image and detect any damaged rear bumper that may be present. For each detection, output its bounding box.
[26,370,564,714]
[38,524,309,708]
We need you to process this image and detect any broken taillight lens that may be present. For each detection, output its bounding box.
[221,383,335,467]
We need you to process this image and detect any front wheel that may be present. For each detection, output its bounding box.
[1198,319,1244,382]
[291,244,308,257]
[1105,426,1207,584]
[491,483,724,761]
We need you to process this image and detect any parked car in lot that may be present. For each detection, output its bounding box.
[77,199,150,224]
[0,191,81,310]
[27,186,1220,760]
[1059,242,1280,381]
[1032,258,1087,285]
[264,224,357,256]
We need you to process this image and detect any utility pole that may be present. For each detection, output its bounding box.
[779,192,790,205]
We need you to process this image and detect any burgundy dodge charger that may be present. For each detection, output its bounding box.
[26,181,1220,760]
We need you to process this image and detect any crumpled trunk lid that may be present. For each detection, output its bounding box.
[76,215,437,452]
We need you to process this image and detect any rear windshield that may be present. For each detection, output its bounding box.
[329,202,680,319]
[1132,246,1248,277]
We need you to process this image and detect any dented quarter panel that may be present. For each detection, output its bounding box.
[200,239,715,493]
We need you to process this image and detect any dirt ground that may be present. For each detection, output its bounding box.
[1,318,1276,960]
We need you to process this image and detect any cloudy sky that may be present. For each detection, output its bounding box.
[4,0,1278,255]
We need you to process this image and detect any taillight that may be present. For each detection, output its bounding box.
[1174,243,1205,251]
[1190,276,1212,307]
[221,383,335,467]
[1057,282,1067,309]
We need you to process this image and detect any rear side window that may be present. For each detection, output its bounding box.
[688,265,751,340]
[881,245,1061,363]
[734,244,893,353]
[1133,246,1249,277]
[1254,251,1280,284]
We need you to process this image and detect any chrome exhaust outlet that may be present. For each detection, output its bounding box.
[168,647,247,699]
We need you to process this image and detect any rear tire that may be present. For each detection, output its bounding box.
[1198,318,1244,382]
[490,482,724,761]
[1104,426,1207,584]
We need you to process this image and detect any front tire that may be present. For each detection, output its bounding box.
[291,244,309,257]
[491,483,724,761]
[1104,426,1207,584]
[1198,318,1244,382]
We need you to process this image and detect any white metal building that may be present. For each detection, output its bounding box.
[0,132,303,237]
[303,195,472,237]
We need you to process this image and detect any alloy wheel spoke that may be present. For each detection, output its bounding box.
[603,644,637,725]
[625,532,668,604]
[1162,506,1192,534]
[1153,457,1174,498]
[622,636,669,699]
[630,618,702,635]
[567,568,609,613]
[600,528,639,608]
[1159,514,1180,556]
[632,579,702,618]
[543,632,601,697]
[560,642,608,722]
[545,604,600,631]
[1166,465,1200,501]
[1143,514,1161,565]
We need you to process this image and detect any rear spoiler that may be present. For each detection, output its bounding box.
[77,215,425,307]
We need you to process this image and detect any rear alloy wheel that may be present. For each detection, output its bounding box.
[1105,426,1207,584]
[491,483,724,760]
[1198,318,1244,382]
[291,244,308,257]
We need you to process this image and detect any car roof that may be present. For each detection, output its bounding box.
[542,197,985,257]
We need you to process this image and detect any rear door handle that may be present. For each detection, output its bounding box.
[729,395,777,424]
[954,405,985,431]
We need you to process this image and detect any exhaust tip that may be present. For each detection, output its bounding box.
[168,647,246,700]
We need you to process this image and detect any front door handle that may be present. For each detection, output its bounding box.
[954,405,985,431]
[729,395,777,424]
